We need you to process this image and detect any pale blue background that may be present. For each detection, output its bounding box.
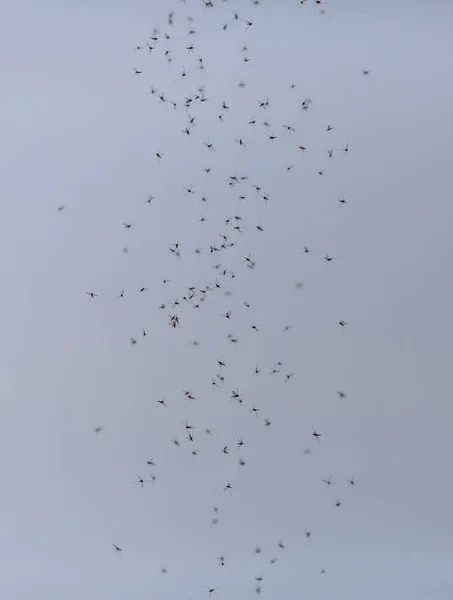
[1,1,452,598]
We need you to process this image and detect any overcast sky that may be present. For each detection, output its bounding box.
[1,1,453,598]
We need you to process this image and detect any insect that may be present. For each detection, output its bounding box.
[323,253,338,265]
[282,122,296,135]
[134,475,147,488]
[175,68,190,82]
[250,405,260,418]
[312,429,322,443]
[85,291,98,303]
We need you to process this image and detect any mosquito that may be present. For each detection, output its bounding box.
[323,253,338,265]
[282,122,296,136]
[299,98,312,111]
[175,68,190,82]
[241,253,255,268]
[312,429,322,443]
[134,475,147,488]
[85,291,98,303]
[250,405,260,418]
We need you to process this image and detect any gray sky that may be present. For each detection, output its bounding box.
[1,0,453,598]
